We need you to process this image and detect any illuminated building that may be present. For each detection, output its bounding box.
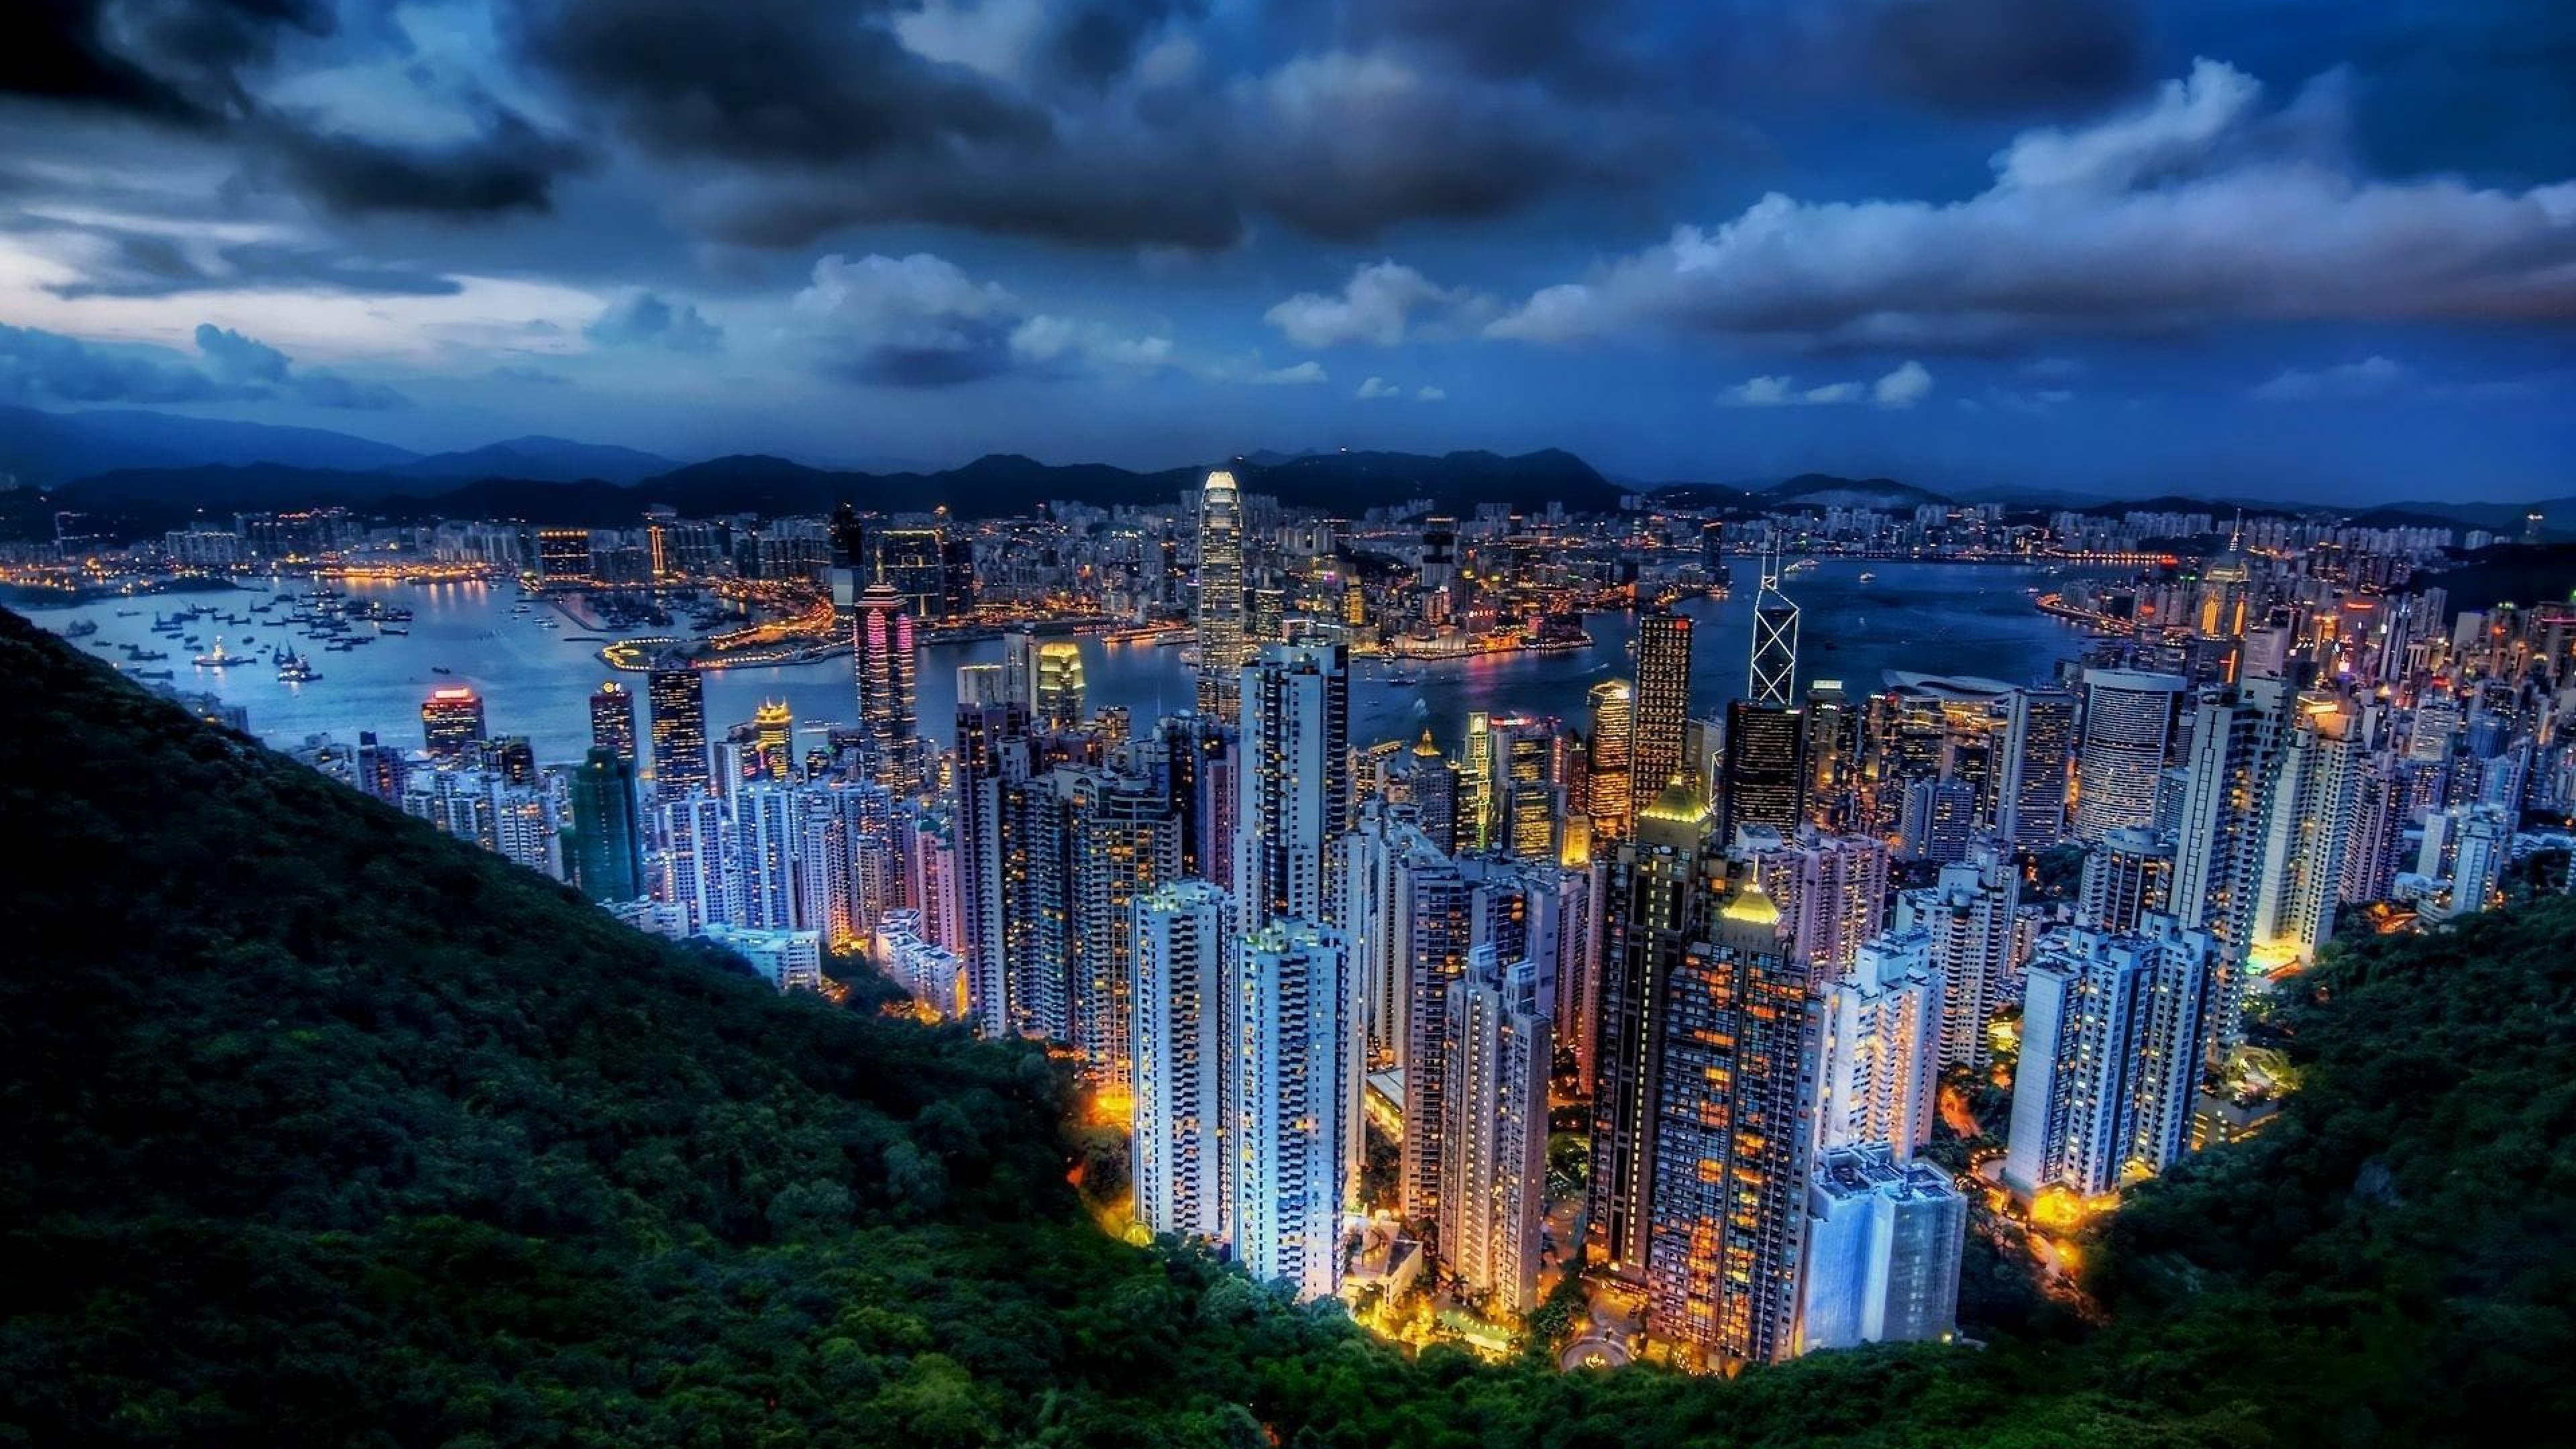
[1750,545,1801,707]
[752,698,794,782]
[1644,874,1820,1368]
[1378,729,1459,856]
[2250,693,2360,966]
[1815,930,1942,1158]
[1589,772,1720,1279]
[655,792,734,931]
[1998,688,2076,849]
[700,924,824,994]
[1195,471,1246,719]
[533,529,592,586]
[1733,826,1890,985]
[1799,1144,1964,1352]
[647,656,711,801]
[1628,610,1695,824]
[2073,668,2186,841]
[1801,682,1860,828]
[2076,827,2172,932]
[731,785,802,932]
[419,685,486,761]
[1233,642,1349,930]
[1437,946,1552,1312]
[871,527,966,621]
[853,576,920,794]
[588,681,638,766]
[1034,640,1087,730]
[2003,916,2212,1199]
[1587,678,1635,836]
[1720,700,1807,841]
[568,746,644,902]
[1053,767,1179,1088]
[2169,680,2285,1064]
[1232,917,1356,1301]
[1894,840,2021,1069]
[953,687,1029,1037]
[1132,880,1231,1242]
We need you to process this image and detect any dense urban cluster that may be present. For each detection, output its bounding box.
[38,468,2575,1377]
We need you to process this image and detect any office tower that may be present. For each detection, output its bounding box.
[1000,625,1038,710]
[1057,769,1179,1091]
[1629,610,1695,822]
[1998,688,2076,849]
[1461,710,1495,851]
[1234,643,1350,930]
[953,687,1029,1036]
[481,734,537,788]
[1232,918,1356,1301]
[752,698,794,782]
[1587,678,1635,837]
[655,792,733,931]
[1815,929,1942,1159]
[589,680,639,766]
[647,655,711,801]
[1131,880,1231,1242]
[1644,875,1822,1368]
[870,526,955,621]
[854,576,921,793]
[2003,916,2214,1199]
[1799,1144,1965,1351]
[1898,776,1979,863]
[2077,826,2173,932]
[1152,714,1237,889]
[732,785,802,931]
[1735,826,1890,985]
[2169,680,2285,1064]
[1195,470,1247,720]
[1802,682,1861,828]
[1488,714,1565,863]
[1438,947,1553,1312]
[1895,841,2021,1069]
[1750,546,1801,706]
[956,661,1008,708]
[420,685,486,760]
[1380,729,1460,857]
[2074,669,2187,841]
[1034,641,1087,730]
[1590,774,1720,1278]
[1721,700,1807,842]
[2251,694,2359,966]
[567,746,643,902]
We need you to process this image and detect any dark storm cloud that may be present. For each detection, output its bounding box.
[38,229,466,299]
[1351,0,1644,97]
[1041,0,1208,87]
[1867,0,2143,115]
[255,105,580,217]
[196,322,409,407]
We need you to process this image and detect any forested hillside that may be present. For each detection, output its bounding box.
[0,606,2567,1447]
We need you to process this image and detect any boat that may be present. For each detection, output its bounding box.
[115,609,140,618]
[1858,571,1878,582]
[135,669,174,680]
[432,665,455,675]
[276,651,321,684]
[1383,670,1421,687]
[192,638,248,668]
[379,626,409,635]
[65,619,99,638]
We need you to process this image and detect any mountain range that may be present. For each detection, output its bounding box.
[3,403,2567,541]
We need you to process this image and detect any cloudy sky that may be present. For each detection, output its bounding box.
[3,0,2571,498]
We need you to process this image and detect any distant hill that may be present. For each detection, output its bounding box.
[0,405,418,486]
[1649,473,1951,513]
[384,435,674,486]
[29,446,1622,541]
[2420,543,2576,615]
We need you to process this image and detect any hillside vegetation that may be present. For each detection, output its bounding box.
[0,606,2568,1447]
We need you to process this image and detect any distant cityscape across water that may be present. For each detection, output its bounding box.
[37,559,2101,765]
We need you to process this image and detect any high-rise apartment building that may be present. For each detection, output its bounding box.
[1799,1144,1964,1352]
[1232,918,1355,1301]
[1998,688,2076,849]
[1438,947,1552,1312]
[2004,916,2213,1199]
[1894,841,2022,1069]
[1815,929,1942,1159]
[1233,643,1349,930]
[1131,880,1231,1242]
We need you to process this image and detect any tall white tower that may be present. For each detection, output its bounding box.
[1194,470,1246,720]
[1232,918,1356,1301]
[1131,880,1231,1242]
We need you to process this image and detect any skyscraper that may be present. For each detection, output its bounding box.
[420,685,486,761]
[1799,1144,1964,1352]
[1998,688,2076,849]
[1233,642,1349,930]
[1232,917,1355,1300]
[1034,640,1087,730]
[2003,916,2213,1199]
[567,745,643,902]
[2250,694,2359,968]
[1195,470,1246,720]
[1590,773,1719,1278]
[647,655,711,801]
[2076,826,2173,933]
[854,576,920,794]
[752,698,794,782]
[1644,874,1821,1368]
[2073,669,2186,841]
[1131,880,1231,1242]
[1629,610,1695,822]
[1587,678,1635,837]
[588,680,639,767]
[1750,546,1801,707]
[1438,946,1552,1312]
[1894,841,2022,1069]
[1720,700,1807,841]
[2169,680,2285,1065]
[1815,930,1943,1159]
